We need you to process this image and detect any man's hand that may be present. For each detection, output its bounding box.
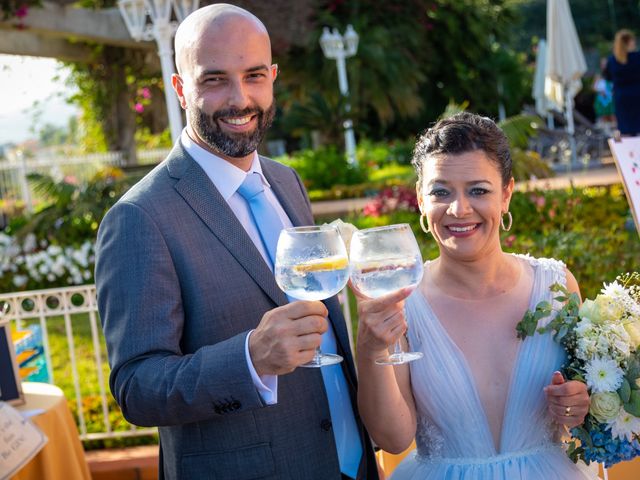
[249,301,329,375]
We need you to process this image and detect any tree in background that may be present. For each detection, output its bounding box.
[11,0,530,158]
[508,0,640,54]
[276,0,530,149]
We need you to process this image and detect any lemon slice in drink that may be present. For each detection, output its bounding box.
[293,256,349,273]
[354,256,417,274]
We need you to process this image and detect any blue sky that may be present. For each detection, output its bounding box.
[0,54,79,146]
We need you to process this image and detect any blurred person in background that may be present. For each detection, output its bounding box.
[605,29,640,136]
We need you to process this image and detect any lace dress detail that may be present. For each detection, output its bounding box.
[390,255,597,480]
[415,416,444,460]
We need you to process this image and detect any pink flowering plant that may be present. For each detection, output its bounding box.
[517,272,640,467]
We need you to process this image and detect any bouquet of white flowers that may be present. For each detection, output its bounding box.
[517,272,640,467]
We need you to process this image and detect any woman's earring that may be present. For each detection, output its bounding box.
[501,211,513,231]
[419,213,430,234]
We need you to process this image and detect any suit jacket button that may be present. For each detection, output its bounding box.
[320,419,332,431]
[232,400,241,410]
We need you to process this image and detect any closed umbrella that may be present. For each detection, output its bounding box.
[532,39,559,127]
[545,0,587,166]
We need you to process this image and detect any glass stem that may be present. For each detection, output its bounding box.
[392,340,403,356]
[314,347,322,364]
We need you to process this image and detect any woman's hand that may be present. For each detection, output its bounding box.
[352,285,413,360]
[544,371,591,428]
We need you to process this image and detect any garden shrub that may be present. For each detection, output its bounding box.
[276,146,367,190]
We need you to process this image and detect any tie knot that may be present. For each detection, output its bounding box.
[237,173,265,200]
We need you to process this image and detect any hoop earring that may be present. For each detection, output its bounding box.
[419,213,430,234]
[501,211,513,231]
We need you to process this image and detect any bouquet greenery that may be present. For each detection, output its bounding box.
[517,273,640,467]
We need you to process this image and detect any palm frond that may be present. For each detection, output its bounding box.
[439,100,470,120]
[498,114,542,150]
[27,172,76,206]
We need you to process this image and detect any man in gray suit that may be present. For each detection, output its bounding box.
[95,4,379,479]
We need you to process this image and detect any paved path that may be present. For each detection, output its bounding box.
[311,164,623,216]
[515,164,621,191]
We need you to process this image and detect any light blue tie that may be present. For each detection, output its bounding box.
[237,173,282,268]
[237,172,362,478]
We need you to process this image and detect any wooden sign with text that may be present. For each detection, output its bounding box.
[0,402,47,479]
[608,137,640,236]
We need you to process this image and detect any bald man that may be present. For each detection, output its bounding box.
[96,4,379,479]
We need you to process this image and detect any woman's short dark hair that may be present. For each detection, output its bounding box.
[412,112,513,192]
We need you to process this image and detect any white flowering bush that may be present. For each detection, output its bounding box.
[0,232,95,291]
[517,273,640,467]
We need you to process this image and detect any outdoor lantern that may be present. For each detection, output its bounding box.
[319,25,359,166]
[173,0,199,22]
[117,0,148,42]
[117,0,200,142]
[343,25,359,57]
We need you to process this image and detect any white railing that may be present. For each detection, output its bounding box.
[0,149,170,213]
[136,148,171,165]
[0,283,354,442]
[0,151,124,213]
[0,285,156,441]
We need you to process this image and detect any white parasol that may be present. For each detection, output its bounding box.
[532,39,559,127]
[545,0,587,165]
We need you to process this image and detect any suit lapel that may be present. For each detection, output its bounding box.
[260,157,310,227]
[168,146,288,307]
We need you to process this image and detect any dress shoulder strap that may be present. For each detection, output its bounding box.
[513,255,568,326]
[513,253,566,289]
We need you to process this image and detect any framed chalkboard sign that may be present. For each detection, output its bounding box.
[0,306,24,405]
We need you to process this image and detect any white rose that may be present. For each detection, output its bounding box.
[589,392,623,423]
[624,320,640,348]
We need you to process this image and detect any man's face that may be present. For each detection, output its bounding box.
[173,16,277,164]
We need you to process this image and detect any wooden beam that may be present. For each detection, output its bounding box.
[0,2,155,50]
[0,29,93,62]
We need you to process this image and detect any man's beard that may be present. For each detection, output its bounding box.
[191,100,276,158]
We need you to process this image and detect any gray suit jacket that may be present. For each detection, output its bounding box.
[95,143,378,480]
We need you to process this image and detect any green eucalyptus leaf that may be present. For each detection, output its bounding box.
[572,425,592,448]
[619,379,632,403]
[626,358,640,382]
[623,391,640,417]
[550,283,568,293]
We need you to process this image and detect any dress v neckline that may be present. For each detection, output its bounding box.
[413,255,540,454]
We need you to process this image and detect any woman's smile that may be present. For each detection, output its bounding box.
[445,222,482,237]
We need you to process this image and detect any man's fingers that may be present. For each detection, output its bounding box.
[291,316,329,336]
[283,300,328,319]
[296,332,324,352]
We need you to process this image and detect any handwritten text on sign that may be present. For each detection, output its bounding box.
[0,402,47,480]
[608,137,640,235]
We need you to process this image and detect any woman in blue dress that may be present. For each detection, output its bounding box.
[605,30,640,135]
[353,113,596,479]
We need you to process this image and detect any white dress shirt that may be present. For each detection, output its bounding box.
[181,130,291,404]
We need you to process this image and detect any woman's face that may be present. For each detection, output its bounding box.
[418,149,514,262]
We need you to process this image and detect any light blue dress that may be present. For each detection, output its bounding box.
[392,255,597,479]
